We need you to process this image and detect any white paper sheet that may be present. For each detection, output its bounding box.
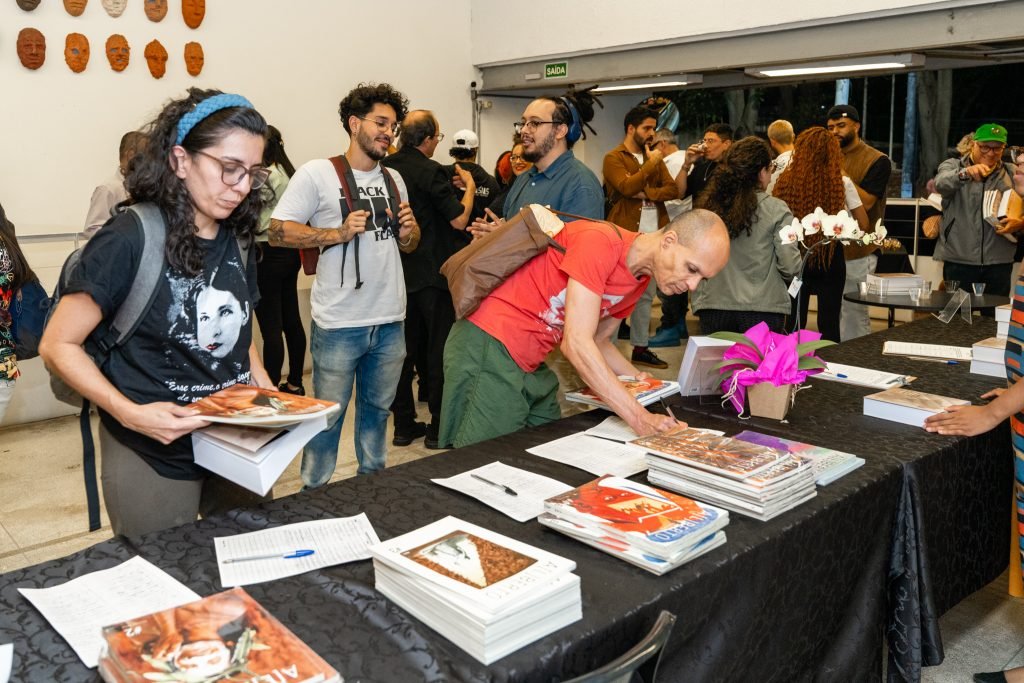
[584,416,640,442]
[882,341,972,360]
[17,556,200,668]
[0,643,12,683]
[431,461,574,522]
[527,432,648,477]
[815,362,910,389]
[215,513,380,587]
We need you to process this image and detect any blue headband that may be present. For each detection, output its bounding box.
[175,93,254,145]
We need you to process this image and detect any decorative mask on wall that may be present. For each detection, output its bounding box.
[183,41,203,76]
[181,0,204,28]
[64,32,90,72]
[105,34,129,71]
[144,39,167,78]
[63,0,87,16]
[16,28,46,69]
[100,0,127,17]
[143,0,166,21]
[16,0,41,11]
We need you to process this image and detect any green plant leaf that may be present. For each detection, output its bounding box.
[798,357,828,371]
[713,358,757,372]
[796,340,837,356]
[708,332,763,360]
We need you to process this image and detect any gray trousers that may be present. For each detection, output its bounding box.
[99,423,269,537]
[629,279,657,346]
[840,253,878,342]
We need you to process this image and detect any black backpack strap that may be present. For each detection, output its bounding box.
[84,202,167,532]
[380,165,402,240]
[329,155,363,289]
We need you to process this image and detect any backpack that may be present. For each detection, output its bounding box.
[10,279,49,360]
[298,155,401,278]
[44,203,250,531]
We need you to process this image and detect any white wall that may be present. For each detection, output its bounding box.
[0,0,476,235]
[471,0,965,66]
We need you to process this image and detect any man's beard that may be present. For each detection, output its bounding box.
[357,127,388,161]
[522,128,557,163]
[632,131,651,151]
[836,131,856,149]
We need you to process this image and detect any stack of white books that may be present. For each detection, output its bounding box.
[997,304,1011,338]
[863,387,969,427]
[369,516,581,665]
[538,476,728,575]
[866,272,924,295]
[730,430,865,486]
[971,337,1007,378]
[634,430,816,522]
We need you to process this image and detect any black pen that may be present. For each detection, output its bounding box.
[470,473,518,496]
[660,398,679,422]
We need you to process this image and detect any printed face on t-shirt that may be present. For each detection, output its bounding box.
[196,285,246,359]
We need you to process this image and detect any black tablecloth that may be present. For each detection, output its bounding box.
[0,317,1011,683]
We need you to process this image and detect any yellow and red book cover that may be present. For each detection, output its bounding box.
[98,587,340,683]
[187,385,338,426]
[544,476,726,554]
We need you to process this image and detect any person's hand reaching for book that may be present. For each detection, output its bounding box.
[923,403,999,436]
[116,401,210,445]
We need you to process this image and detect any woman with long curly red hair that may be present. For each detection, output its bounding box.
[772,127,868,342]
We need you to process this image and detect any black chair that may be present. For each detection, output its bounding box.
[564,610,677,683]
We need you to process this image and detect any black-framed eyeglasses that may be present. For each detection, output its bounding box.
[1011,146,1023,164]
[193,150,270,190]
[356,115,400,137]
[976,142,1005,155]
[514,120,557,135]
[509,154,525,161]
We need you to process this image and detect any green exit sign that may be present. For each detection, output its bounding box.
[544,62,568,79]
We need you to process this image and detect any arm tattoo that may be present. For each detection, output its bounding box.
[269,218,342,249]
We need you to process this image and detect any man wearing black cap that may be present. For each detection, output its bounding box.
[933,123,1022,298]
[826,104,891,341]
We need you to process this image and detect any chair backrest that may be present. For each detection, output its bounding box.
[564,610,677,683]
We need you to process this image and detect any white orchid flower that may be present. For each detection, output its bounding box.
[800,208,826,235]
[779,220,802,245]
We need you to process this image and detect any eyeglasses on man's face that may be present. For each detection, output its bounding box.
[514,120,557,135]
[356,115,400,137]
[975,142,1005,156]
[193,150,269,190]
[434,132,445,142]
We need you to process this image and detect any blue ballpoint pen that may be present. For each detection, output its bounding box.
[222,549,315,563]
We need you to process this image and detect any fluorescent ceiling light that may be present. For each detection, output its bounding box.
[592,74,702,93]
[746,53,924,78]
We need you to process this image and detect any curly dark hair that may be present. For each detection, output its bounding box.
[772,126,846,267]
[536,86,601,148]
[263,125,295,177]
[126,88,268,277]
[338,83,409,134]
[695,136,771,238]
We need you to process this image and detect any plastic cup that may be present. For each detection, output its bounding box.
[858,282,869,296]
[921,281,932,298]
[909,288,922,303]
[972,283,986,296]
[944,280,960,293]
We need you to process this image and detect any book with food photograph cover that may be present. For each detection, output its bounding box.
[633,431,788,480]
[97,587,340,683]
[565,376,679,408]
[187,385,339,426]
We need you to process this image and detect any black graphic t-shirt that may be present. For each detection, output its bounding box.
[66,211,259,479]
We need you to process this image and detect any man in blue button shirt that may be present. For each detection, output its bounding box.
[470,95,603,237]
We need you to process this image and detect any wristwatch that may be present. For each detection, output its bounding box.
[958,168,970,181]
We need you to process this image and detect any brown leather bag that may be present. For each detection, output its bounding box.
[440,205,621,320]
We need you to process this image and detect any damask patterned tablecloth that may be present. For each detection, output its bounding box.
[0,316,1009,682]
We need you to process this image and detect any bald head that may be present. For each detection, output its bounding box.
[667,208,728,249]
[638,209,729,295]
[399,109,440,151]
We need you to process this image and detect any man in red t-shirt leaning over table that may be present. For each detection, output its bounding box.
[438,208,730,449]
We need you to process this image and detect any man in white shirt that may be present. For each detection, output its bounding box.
[766,120,794,194]
[83,131,145,236]
[270,83,420,486]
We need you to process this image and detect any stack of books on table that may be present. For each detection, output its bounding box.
[866,272,924,296]
[538,476,728,575]
[997,304,1011,338]
[98,587,341,683]
[971,337,1007,378]
[634,430,816,522]
[370,516,581,665]
[863,387,969,427]
[565,376,679,409]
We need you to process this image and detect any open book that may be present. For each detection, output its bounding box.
[188,385,339,427]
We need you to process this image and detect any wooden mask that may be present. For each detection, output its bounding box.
[16,28,46,69]
[181,0,204,29]
[63,0,87,16]
[144,39,167,78]
[184,41,203,76]
[100,0,127,17]
[105,34,129,72]
[64,32,90,72]
[16,0,41,11]
[143,0,165,22]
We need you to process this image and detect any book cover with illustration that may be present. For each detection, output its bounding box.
[731,430,863,485]
[864,387,969,413]
[543,476,727,554]
[187,385,339,426]
[98,587,340,683]
[565,376,679,408]
[403,530,537,590]
[633,431,788,480]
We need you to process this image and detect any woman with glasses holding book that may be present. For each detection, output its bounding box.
[40,88,275,537]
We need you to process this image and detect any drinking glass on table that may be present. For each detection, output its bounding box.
[858,282,869,296]
[909,287,922,303]
[944,280,960,293]
[921,280,932,298]
[972,283,986,296]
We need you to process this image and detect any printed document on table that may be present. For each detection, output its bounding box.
[215,513,380,587]
[527,432,648,477]
[0,642,12,683]
[585,416,725,443]
[431,461,574,522]
[815,362,912,389]
[882,341,972,360]
[17,556,200,668]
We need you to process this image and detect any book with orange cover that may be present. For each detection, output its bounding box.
[565,376,679,408]
[97,587,340,683]
[187,385,339,427]
[632,430,788,480]
[543,476,727,557]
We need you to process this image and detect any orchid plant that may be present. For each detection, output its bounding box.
[711,322,836,416]
[778,207,891,249]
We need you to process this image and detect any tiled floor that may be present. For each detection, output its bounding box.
[1,312,1021,680]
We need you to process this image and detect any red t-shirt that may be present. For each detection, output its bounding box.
[468,221,648,372]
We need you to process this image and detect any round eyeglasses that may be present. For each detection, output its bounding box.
[193,150,270,190]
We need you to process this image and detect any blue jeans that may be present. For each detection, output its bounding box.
[302,321,405,486]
